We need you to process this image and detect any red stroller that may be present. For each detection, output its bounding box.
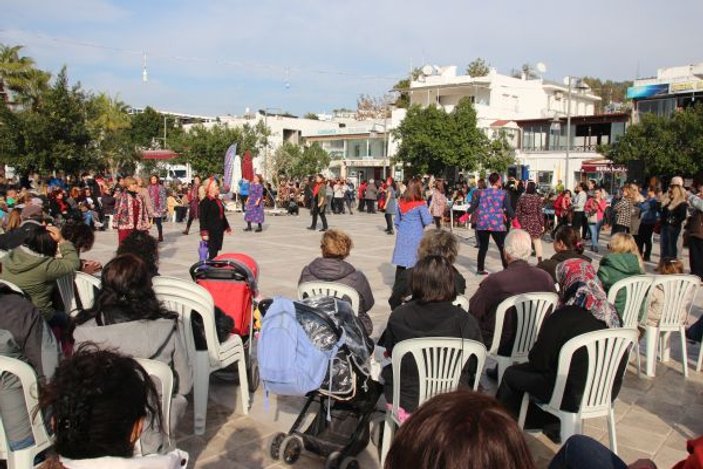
[190,253,260,392]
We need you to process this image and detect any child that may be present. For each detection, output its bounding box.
[645,258,690,326]
[166,190,178,222]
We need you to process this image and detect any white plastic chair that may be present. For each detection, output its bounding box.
[154,283,249,436]
[642,274,699,378]
[74,272,101,310]
[517,328,638,454]
[135,358,174,451]
[379,337,487,466]
[57,272,101,316]
[152,276,214,311]
[488,292,559,384]
[0,279,25,295]
[452,295,469,312]
[297,281,360,315]
[607,275,653,377]
[0,356,53,469]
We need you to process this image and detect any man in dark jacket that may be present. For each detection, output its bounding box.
[0,216,47,252]
[469,229,556,370]
[0,286,61,450]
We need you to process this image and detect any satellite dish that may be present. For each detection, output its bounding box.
[421,64,434,76]
[536,62,547,74]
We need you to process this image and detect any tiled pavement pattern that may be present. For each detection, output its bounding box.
[85,210,703,468]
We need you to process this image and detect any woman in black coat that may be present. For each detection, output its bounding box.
[199,178,231,259]
[496,258,624,443]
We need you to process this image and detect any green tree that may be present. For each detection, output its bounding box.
[481,130,515,175]
[393,97,489,175]
[606,104,703,175]
[296,143,330,179]
[466,57,490,77]
[582,77,633,113]
[0,44,50,109]
[303,112,319,120]
[2,67,92,174]
[173,121,269,176]
[87,93,134,175]
[271,141,302,180]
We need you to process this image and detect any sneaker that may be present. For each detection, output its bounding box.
[306,227,316,230]
[319,228,328,232]
[255,227,262,232]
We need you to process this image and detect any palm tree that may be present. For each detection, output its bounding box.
[0,44,49,109]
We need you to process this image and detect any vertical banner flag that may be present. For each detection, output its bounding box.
[223,143,237,193]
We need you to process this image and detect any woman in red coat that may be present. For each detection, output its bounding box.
[113,177,150,245]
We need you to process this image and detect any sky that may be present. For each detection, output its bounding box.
[2,0,702,117]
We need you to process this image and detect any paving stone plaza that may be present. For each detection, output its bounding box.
[86,211,703,468]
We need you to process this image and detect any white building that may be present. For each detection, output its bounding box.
[627,62,703,120]
[405,66,606,187]
[183,111,342,178]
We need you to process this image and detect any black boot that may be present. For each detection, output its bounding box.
[255,223,263,232]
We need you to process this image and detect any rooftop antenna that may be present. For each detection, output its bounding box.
[142,52,148,82]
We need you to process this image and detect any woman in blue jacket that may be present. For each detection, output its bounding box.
[391,178,433,279]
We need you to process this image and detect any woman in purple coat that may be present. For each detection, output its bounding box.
[391,178,433,279]
[244,174,265,232]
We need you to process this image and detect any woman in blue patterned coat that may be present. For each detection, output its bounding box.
[391,177,433,280]
[243,174,265,232]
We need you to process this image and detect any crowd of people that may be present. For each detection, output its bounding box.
[2,167,703,468]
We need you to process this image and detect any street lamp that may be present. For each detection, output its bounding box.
[262,107,283,179]
[563,76,589,188]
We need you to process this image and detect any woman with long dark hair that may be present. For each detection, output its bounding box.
[37,345,188,467]
[73,254,192,453]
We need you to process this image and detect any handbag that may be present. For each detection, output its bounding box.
[198,240,209,261]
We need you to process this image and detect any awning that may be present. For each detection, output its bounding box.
[580,159,626,173]
[142,150,179,160]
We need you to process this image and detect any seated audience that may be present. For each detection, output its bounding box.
[388,229,466,310]
[550,434,703,469]
[0,283,61,452]
[469,229,556,373]
[645,257,692,326]
[496,258,623,442]
[116,230,161,278]
[0,225,80,326]
[73,255,192,453]
[298,229,374,335]
[61,220,102,275]
[385,389,535,469]
[380,256,482,415]
[38,344,188,468]
[597,232,645,316]
[537,225,591,282]
[0,206,47,251]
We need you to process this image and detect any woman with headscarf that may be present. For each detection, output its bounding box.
[199,177,231,259]
[496,258,624,442]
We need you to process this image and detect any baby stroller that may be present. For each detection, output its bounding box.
[262,296,381,469]
[189,253,260,392]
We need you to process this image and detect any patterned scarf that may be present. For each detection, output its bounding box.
[556,258,621,328]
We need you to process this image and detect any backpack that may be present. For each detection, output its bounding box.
[257,297,339,396]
